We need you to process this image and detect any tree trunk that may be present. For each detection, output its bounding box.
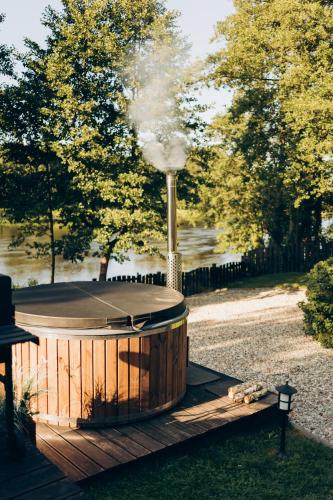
[46,164,55,285]
[49,207,55,284]
[312,198,322,264]
[99,253,110,281]
[313,198,322,246]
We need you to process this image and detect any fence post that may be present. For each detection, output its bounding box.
[0,274,14,327]
[0,274,21,457]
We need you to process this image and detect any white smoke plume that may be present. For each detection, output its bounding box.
[128,40,189,172]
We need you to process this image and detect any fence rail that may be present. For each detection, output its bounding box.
[99,261,246,297]
[100,241,333,297]
[242,241,333,275]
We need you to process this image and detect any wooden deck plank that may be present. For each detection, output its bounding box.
[37,424,102,477]
[0,448,50,482]
[76,428,134,464]
[35,364,278,485]
[1,465,64,500]
[133,421,180,446]
[37,436,85,482]
[50,426,117,470]
[0,429,85,499]
[157,410,210,436]
[119,425,165,452]
[15,477,82,500]
[99,428,151,458]
[162,406,211,433]
[186,364,221,386]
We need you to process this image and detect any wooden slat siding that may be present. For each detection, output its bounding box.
[21,340,30,397]
[149,334,160,409]
[69,339,82,423]
[47,338,58,422]
[166,330,173,403]
[37,435,84,482]
[176,326,184,397]
[158,332,167,406]
[58,339,70,423]
[117,338,129,417]
[93,340,106,420]
[140,336,150,411]
[181,324,188,391]
[172,326,180,400]
[37,424,101,478]
[79,429,134,464]
[29,341,39,414]
[106,339,117,417]
[12,344,21,401]
[81,339,93,420]
[129,337,140,413]
[38,337,48,417]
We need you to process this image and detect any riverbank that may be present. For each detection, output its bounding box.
[187,286,333,445]
[0,224,238,286]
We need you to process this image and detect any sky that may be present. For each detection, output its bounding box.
[0,0,234,120]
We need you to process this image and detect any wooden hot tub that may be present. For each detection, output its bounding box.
[12,282,188,428]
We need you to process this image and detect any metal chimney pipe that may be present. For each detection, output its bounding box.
[166,171,182,292]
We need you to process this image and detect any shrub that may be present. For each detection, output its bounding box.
[299,257,333,348]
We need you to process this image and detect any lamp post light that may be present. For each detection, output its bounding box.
[275,380,297,459]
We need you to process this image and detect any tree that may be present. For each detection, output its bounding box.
[39,0,188,281]
[206,0,333,253]
[0,41,89,284]
[0,13,13,77]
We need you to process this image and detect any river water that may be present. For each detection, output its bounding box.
[0,225,240,286]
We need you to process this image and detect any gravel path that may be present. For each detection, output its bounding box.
[187,287,333,445]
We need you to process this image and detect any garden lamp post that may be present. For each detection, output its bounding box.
[276,381,297,459]
[166,171,182,292]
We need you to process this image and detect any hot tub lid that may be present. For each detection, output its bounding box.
[13,281,186,329]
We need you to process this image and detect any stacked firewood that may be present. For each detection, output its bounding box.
[228,381,268,404]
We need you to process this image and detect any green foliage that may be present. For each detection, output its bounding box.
[35,0,190,279]
[0,46,87,282]
[86,424,333,499]
[0,375,39,435]
[0,13,13,77]
[299,257,333,348]
[0,0,199,282]
[205,0,333,253]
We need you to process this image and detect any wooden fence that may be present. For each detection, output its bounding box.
[99,261,247,297]
[242,241,333,275]
[101,241,333,297]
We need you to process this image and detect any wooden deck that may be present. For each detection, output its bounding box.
[0,428,86,499]
[36,363,278,484]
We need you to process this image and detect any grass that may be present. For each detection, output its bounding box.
[229,272,307,289]
[85,424,333,500]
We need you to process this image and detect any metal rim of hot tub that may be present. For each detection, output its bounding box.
[12,282,188,428]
